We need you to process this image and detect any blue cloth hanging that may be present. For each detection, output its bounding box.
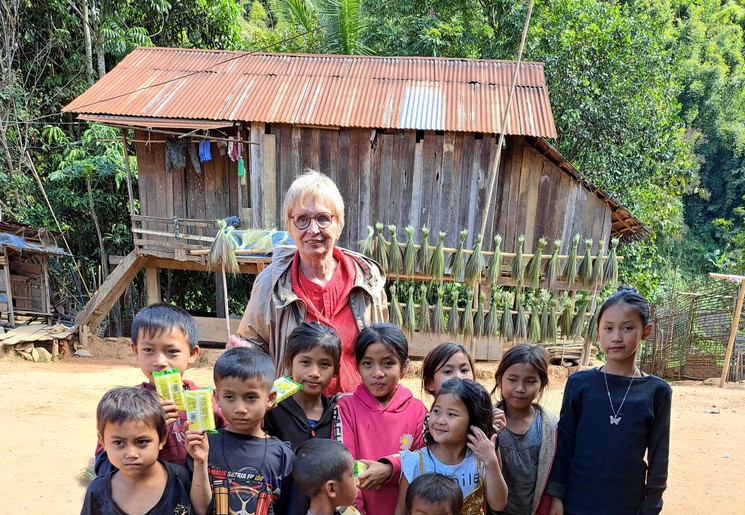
[199,139,212,162]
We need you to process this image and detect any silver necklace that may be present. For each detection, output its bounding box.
[602,366,637,425]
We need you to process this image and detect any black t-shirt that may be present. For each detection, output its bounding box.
[81,460,192,515]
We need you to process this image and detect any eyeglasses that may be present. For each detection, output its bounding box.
[290,212,335,230]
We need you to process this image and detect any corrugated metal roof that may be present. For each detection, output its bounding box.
[63,47,557,137]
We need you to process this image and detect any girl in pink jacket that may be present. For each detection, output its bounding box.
[334,323,428,515]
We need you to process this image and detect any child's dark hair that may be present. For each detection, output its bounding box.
[405,473,463,514]
[426,378,494,446]
[354,322,409,366]
[492,343,550,399]
[598,285,651,327]
[421,342,476,396]
[131,302,199,350]
[214,347,275,388]
[96,386,167,441]
[284,322,342,375]
[293,438,353,498]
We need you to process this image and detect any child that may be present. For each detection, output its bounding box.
[186,347,294,515]
[94,303,226,475]
[421,342,476,398]
[545,286,672,515]
[82,387,195,514]
[394,378,508,515]
[293,438,360,515]
[264,322,342,512]
[491,343,557,515]
[405,473,464,515]
[334,323,428,515]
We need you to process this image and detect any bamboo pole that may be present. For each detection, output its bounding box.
[708,273,745,388]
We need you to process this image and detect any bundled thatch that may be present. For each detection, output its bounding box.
[375,223,389,271]
[474,292,486,337]
[448,290,461,336]
[525,237,547,288]
[432,287,447,334]
[403,226,417,277]
[449,229,468,282]
[462,288,475,337]
[389,283,403,327]
[589,240,604,289]
[501,292,514,341]
[418,284,431,334]
[487,234,503,289]
[564,234,580,288]
[604,238,620,285]
[464,234,485,284]
[577,239,593,288]
[512,235,526,290]
[417,227,431,276]
[403,285,417,334]
[486,291,500,338]
[545,239,561,291]
[358,225,375,258]
[430,232,447,283]
[387,225,403,276]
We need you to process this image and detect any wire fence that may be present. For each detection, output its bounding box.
[639,279,745,380]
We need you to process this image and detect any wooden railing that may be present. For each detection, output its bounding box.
[131,215,217,260]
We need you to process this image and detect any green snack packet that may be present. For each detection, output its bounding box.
[353,460,368,477]
[184,388,218,433]
[272,376,302,405]
[153,368,186,411]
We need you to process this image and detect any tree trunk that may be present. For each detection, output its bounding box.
[86,178,109,280]
[91,0,106,78]
[81,0,94,86]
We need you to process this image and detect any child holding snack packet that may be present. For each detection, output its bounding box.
[82,387,197,514]
[94,303,226,475]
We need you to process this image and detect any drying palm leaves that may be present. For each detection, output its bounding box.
[604,237,620,285]
[374,223,389,271]
[403,285,417,334]
[251,229,276,252]
[417,227,431,276]
[403,226,417,277]
[560,296,574,338]
[589,240,604,290]
[485,291,500,338]
[389,283,403,327]
[487,234,503,289]
[501,292,514,341]
[448,290,461,336]
[474,292,486,337]
[525,237,547,288]
[387,225,403,276]
[529,298,542,343]
[541,297,550,340]
[238,227,270,251]
[515,294,528,341]
[512,235,526,290]
[585,303,600,345]
[464,233,485,284]
[429,232,447,283]
[418,284,431,334]
[208,219,240,274]
[449,229,468,282]
[547,299,558,342]
[462,289,475,337]
[564,234,580,288]
[358,225,375,258]
[432,287,447,334]
[570,301,589,339]
[577,239,593,288]
[545,239,561,291]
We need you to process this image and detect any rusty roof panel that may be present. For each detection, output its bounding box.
[64,47,557,137]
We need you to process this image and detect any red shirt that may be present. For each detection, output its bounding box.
[291,247,361,394]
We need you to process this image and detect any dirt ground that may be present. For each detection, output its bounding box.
[1,338,743,514]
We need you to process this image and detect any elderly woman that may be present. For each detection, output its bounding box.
[229,170,388,394]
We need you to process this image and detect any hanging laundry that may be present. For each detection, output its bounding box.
[187,143,202,174]
[165,138,187,171]
[227,136,236,162]
[198,140,212,162]
[217,139,227,156]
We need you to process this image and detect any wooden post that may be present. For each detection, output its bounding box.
[2,248,14,327]
[145,267,161,305]
[121,129,135,216]
[709,273,745,388]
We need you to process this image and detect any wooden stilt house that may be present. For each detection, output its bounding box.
[64,48,644,354]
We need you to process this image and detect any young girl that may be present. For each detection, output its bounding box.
[264,322,341,513]
[491,343,557,515]
[545,286,672,515]
[394,378,509,515]
[334,323,428,515]
[421,342,477,398]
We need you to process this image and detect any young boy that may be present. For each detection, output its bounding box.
[293,438,359,515]
[82,387,195,514]
[94,302,226,475]
[186,347,294,515]
[405,473,463,515]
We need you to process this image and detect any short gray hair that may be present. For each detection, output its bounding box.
[283,169,345,231]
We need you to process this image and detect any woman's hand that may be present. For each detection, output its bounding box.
[357,460,393,491]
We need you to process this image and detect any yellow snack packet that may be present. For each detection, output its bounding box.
[152,368,186,410]
[272,376,302,405]
[184,388,217,433]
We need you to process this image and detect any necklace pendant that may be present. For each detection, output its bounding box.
[609,415,622,425]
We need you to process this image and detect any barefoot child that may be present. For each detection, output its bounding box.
[395,378,509,515]
[293,438,360,515]
[405,473,463,515]
[186,347,294,515]
[545,287,672,515]
[94,303,226,475]
[491,344,557,515]
[82,387,196,514]
[335,323,428,515]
